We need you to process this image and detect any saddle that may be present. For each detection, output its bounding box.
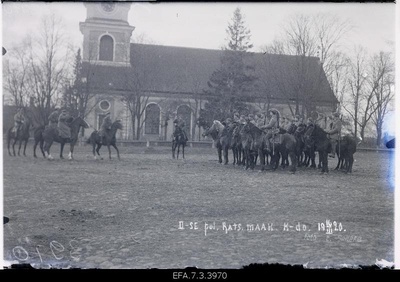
[269,134,282,144]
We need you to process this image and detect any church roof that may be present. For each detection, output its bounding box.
[82,43,337,105]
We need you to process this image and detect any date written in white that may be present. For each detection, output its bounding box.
[305,233,363,243]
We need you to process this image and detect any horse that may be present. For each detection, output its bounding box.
[34,116,89,160]
[335,135,357,173]
[202,121,232,165]
[304,124,331,173]
[232,123,245,166]
[7,118,32,157]
[172,126,187,159]
[242,122,269,171]
[87,120,123,160]
[266,130,298,173]
[239,122,257,170]
[293,124,308,167]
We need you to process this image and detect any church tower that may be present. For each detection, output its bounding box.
[79,2,135,65]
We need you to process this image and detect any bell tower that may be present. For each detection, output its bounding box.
[79,2,135,65]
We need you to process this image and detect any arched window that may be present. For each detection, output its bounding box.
[177,105,192,139]
[145,104,160,135]
[99,35,114,61]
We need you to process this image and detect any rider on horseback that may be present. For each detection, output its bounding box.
[48,107,60,129]
[58,109,72,142]
[173,114,188,142]
[98,112,112,145]
[260,108,280,153]
[327,112,342,158]
[13,108,25,134]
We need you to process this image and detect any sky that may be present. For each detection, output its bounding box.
[1,2,396,55]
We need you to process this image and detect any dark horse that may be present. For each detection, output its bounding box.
[7,118,32,157]
[240,122,265,170]
[34,116,89,160]
[172,126,187,159]
[304,124,331,173]
[266,129,297,173]
[335,135,357,173]
[87,120,123,160]
[202,121,233,165]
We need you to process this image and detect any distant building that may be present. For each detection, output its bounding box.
[79,3,338,141]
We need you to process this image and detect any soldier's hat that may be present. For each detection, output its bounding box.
[268,108,279,115]
[61,108,68,113]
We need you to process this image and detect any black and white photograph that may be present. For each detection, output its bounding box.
[1,1,397,272]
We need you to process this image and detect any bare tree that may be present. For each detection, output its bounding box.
[260,14,351,116]
[370,52,395,147]
[3,42,31,108]
[326,51,350,110]
[342,47,393,141]
[25,14,72,126]
[342,46,369,140]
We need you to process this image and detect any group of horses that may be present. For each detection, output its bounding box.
[202,120,357,174]
[6,114,357,174]
[7,116,123,160]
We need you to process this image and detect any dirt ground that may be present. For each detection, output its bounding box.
[2,143,395,269]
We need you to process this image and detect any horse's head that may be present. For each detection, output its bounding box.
[202,123,217,137]
[112,119,123,131]
[71,116,90,129]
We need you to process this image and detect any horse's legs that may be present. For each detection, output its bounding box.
[182,144,185,159]
[172,142,176,159]
[40,139,45,158]
[111,143,120,160]
[96,144,103,159]
[22,139,28,156]
[18,139,23,156]
[108,145,112,159]
[44,140,54,160]
[7,136,12,156]
[259,148,265,171]
[68,144,74,160]
[347,155,354,174]
[289,151,297,173]
[335,156,341,170]
[217,146,222,164]
[33,139,38,158]
[92,143,97,159]
[177,144,180,159]
[223,147,229,165]
[12,138,18,156]
[60,142,65,159]
[320,151,328,173]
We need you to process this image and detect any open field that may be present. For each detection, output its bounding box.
[2,144,395,269]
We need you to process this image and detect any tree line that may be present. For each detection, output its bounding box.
[3,9,394,147]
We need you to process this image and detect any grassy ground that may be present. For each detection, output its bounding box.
[2,144,395,269]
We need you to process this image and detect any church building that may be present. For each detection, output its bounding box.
[79,2,338,141]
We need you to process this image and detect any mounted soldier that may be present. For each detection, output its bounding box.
[316,112,327,130]
[173,114,188,142]
[248,114,256,126]
[57,109,72,141]
[327,112,342,158]
[260,108,280,153]
[98,112,112,145]
[48,107,60,129]
[256,113,265,128]
[13,108,25,134]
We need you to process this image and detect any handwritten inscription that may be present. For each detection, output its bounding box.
[178,220,363,243]
[11,239,84,263]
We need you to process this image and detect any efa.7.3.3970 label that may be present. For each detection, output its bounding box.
[173,271,228,280]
